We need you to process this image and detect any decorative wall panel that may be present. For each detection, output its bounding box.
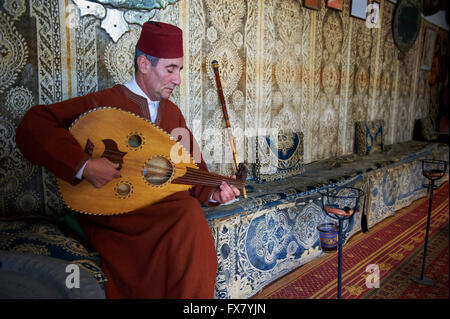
[0,11,28,95]
[203,0,247,176]
[313,2,350,160]
[377,1,397,145]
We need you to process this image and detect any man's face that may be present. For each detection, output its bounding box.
[140,56,183,101]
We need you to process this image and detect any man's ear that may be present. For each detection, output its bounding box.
[137,55,151,74]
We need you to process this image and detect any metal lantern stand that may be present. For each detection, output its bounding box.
[320,187,364,299]
[336,214,351,300]
[411,159,447,286]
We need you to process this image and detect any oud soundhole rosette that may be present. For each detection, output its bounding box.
[143,156,174,186]
[126,132,145,151]
[114,180,133,199]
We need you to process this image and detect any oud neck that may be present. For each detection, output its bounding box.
[172,167,245,190]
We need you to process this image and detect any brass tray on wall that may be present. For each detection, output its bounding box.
[73,0,181,42]
[392,0,422,60]
[89,0,180,10]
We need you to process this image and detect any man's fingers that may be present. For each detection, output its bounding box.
[219,182,239,202]
[83,158,121,188]
[108,160,120,168]
[106,159,121,177]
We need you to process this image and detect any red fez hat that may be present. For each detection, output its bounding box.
[137,21,183,58]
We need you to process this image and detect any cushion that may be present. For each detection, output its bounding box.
[0,218,106,285]
[419,116,438,141]
[253,130,304,183]
[0,250,105,298]
[355,120,384,156]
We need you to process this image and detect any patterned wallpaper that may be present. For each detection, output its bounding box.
[0,0,447,217]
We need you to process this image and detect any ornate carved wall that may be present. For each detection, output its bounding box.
[1,0,448,216]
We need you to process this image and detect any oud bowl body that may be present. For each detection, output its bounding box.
[57,107,197,215]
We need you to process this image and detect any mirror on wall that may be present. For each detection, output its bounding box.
[392,0,422,60]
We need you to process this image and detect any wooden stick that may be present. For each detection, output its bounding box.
[211,60,247,199]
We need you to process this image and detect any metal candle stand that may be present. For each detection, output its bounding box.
[319,187,364,299]
[411,159,447,286]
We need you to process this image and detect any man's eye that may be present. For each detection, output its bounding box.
[167,68,174,73]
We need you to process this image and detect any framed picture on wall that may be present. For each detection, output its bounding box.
[327,0,343,11]
[303,0,321,10]
[350,0,368,20]
[421,28,437,71]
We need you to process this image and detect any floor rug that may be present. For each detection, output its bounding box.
[253,182,449,299]
[363,223,448,299]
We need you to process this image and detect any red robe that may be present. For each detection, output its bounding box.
[15,85,218,298]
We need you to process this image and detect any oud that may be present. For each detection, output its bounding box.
[57,107,247,215]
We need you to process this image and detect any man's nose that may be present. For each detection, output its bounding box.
[172,71,181,86]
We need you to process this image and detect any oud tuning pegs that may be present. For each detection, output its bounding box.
[236,162,248,182]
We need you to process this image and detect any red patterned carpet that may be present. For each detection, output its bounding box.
[253,182,449,299]
[364,223,448,299]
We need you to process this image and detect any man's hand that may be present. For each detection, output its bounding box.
[82,158,121,188]
[211,176,241,204]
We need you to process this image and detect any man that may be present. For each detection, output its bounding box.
[15,21,240,298]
